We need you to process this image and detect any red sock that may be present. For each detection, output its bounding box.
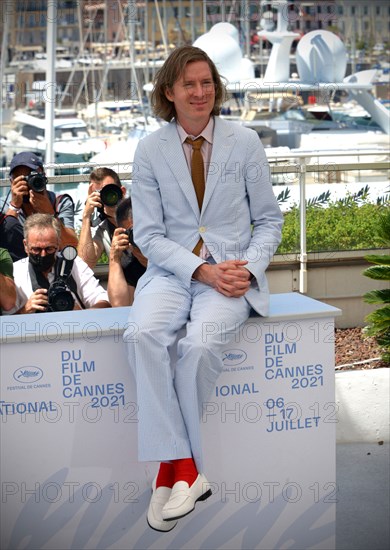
[156,462,174,488]
[172,457,198,486]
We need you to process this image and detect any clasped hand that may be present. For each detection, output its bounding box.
[193,259,252,298]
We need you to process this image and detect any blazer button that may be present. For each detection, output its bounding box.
[199,226,206,233]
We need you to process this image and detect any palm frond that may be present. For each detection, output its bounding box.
[364,255,390,266]
[363,265,390,280]
[364,289,390,305]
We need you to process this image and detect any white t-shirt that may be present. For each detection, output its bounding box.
[7,256,109,314]
[91,218,114,258]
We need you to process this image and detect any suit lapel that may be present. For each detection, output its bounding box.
[158,122,200,217]
[202,118,236,213]
[156,119,236,218]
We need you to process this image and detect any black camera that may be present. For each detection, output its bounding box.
[47,279,75,312]
[26,171,48,193]
[47,246,77,312]
[99,184,122,207]
[125,227,137,248]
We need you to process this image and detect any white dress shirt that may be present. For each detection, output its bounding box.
[6,256,109,314]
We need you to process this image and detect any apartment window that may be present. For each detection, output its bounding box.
[363,7,368,16]
[65,13,76,24]
[338,6,343,16]
[351,7,355,16]
[304,7,310,15]
[376,6,381,16]
[28,14,38,27]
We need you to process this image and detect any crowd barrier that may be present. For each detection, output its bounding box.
[0,292,341,549]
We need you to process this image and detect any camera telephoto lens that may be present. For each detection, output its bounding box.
[99,184,122,207]
[48,281,75,311]
[27,171,48,192]
[51,291,75,311]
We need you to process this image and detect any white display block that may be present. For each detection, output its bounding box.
[0,293,341,550]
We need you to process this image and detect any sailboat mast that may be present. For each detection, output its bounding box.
[0,4,9,110]
[128,0,148,126]
[0,0,14,145]
[45,0,57,176]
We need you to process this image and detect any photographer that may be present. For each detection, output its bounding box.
[78,167,126,269]
[0,247,16,314]
[107,197,147,307]
[0,214,25,261]
[3,152,78,256]
[6,214,110,315]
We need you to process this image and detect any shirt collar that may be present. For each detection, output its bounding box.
[177,117,214,145]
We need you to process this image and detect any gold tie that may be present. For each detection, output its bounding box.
[186,136,205,256]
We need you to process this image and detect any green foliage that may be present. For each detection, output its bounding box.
[276,184,390,363]
[276,188,291,204]
[363,209,390,364]
[97,252,108,264]
[364,289,390,305]
[306,190,331,208]
[375,209,390,244]
[356,37,366,50]
[364,265,390,280]
[364,255,390,266]
[73,199,83,218]
[277,201,388,254]
[336,185,370,206]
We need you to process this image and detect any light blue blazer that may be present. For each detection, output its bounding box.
[131,116,283,316]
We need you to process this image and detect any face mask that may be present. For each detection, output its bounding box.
[29,253,56,272]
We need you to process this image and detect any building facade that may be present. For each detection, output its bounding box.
[335,0,390,49]
[1,1,389,60]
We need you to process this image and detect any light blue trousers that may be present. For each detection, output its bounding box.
[124,274,251,471]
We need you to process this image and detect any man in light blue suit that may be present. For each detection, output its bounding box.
[124,46,283,532]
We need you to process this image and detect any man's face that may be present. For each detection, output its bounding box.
[24,227,59,258]
[165,61,215,131]
[119,217,133,231]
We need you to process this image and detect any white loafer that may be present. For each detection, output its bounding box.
[161,473,212,521]
[147,477,178,532]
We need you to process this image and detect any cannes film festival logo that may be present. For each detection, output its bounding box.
[13,367,43,384]
[222,349,247,366]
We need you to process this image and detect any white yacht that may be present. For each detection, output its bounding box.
[192,2,389,149]
[4,110,106,174]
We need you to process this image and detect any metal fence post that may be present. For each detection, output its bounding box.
[299,157,307,294]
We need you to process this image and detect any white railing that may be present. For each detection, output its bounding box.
[265,150,389,292]
[1,150,389,294]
